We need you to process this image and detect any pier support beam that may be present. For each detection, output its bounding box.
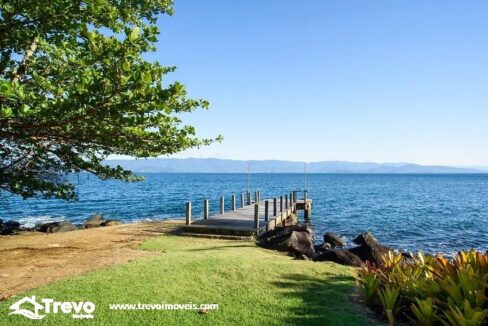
[240,193,245,208]
[204,199,209,219]
[220,196,225,214]
[273,198,277,216]
[254,204,260,229]
[304,203,312,219]
[231,195,236,211]
[185,201,192,225]
[280,195,283,212]
[247,192,251,206]
[264,200,269,222]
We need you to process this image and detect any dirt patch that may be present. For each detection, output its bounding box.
[0,221,183,299]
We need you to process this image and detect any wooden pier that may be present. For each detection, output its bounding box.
[180,191,312,239]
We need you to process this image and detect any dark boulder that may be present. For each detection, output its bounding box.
[82,214,105,229]
[349,242,391,267]
[259,225,315,257]
[0,220,20,235]
[313,249,363,267]
[353,232,379,246]
[314,242,332,255]
[263,224,313,241]
[323,232,346,248]
[38,221,77,233]
[100,220,122,227]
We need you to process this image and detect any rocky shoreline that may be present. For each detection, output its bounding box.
[259,223,399,267]
[4,214,398,268]
[0,214,123,235]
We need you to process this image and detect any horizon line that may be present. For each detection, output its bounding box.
[105,157,488,169]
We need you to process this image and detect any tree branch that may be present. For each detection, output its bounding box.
[11,36,39,83]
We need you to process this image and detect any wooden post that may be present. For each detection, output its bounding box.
[293,191,297,203]
[254,203,259,229]
[240,193,245,208]
[285,194,288,209]
[247,192,251,205]
[185,201,192,225]
[231,195,236,211]
[280,195,283,212]
[265,200,269,222]
[204,199,209,219]
[304,204,312,219]
[255,191,258,204]
[220,196,225,214]
[273,198,277,216]
[257,191,261,202]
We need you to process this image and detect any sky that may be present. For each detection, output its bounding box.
[143,0,488,166]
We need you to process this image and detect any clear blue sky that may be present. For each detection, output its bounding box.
[147,0,488,166]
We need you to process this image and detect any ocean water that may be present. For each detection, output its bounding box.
[1,173,487,254]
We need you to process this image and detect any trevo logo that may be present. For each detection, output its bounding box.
[9,296,95,320]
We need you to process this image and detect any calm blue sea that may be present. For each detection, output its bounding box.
[1,173,487,254]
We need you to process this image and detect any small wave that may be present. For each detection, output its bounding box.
[16,215,65,228]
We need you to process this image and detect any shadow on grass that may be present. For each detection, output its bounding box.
[273,273,368,326]
[185,243,257,252]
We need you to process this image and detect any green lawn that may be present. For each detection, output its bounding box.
[1,235,371,325]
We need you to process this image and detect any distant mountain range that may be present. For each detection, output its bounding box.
[105,158,487,174]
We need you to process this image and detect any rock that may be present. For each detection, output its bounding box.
[353,232,379,246]
[296,254,310,261]
[259,225,315,257]
[349,242,391,267]
[284,231,315,257]
[262,224,313,241]
[0,220,20,235]
[45,221,77,233]
[323,232,346,248]
[82,214,105,229]
[314,242,332,255]
[321,242,332,251]
[100,220,122,227]
[313,249,363,267]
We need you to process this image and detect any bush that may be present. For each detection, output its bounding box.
[357,250,488,325]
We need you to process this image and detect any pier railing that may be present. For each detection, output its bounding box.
[184,190,311,235]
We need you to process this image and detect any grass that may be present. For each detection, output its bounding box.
[1,235,372,325]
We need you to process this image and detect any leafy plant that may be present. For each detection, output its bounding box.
[358,273,380,304]
[379,284,401,325]
[410,298,437,326]
[442,300,488,326]
[357,250,488,325]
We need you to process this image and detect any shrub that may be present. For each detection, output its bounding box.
[357,250,488,325]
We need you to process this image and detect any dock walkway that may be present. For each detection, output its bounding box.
[180,191,312,239]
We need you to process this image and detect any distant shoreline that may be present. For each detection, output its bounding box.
[104,158,488,174]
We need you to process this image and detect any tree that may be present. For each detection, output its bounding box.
[0,0,220,200]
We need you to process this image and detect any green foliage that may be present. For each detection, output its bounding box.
[0,0,220,199]
[357,250,488,325]
[411,298,437,326]
[379,284,401,325]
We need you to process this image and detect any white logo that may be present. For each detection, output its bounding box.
[9,296,95,320]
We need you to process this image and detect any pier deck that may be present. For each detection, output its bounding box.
[180,192,312,239]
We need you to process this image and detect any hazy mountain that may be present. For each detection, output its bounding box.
[105,158,485,174]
